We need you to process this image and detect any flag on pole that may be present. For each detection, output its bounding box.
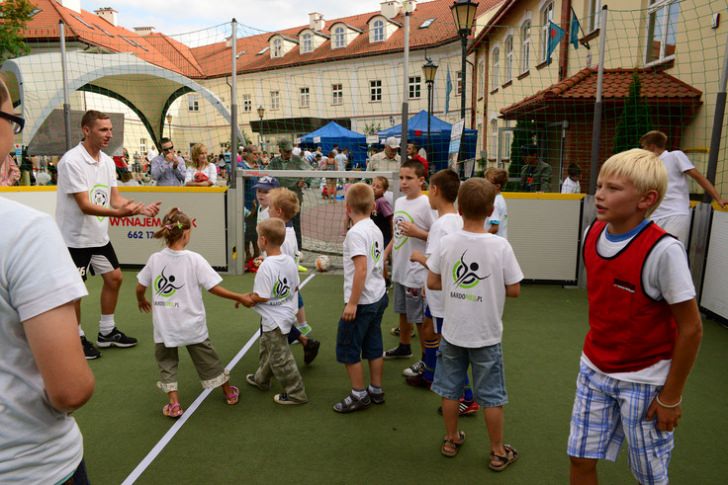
[570,9,581,49]
[445,67,452,115]
[546,21,565,63]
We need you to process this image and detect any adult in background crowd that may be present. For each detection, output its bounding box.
[407,142,429,177]
[0,75,95,484]
[151,137,186,186]
[519,144,552,192]
[242,145,261,261]
[268,139,312,248]
[185,143,217,187]
[367,136,401,172]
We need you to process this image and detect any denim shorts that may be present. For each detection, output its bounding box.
[336,294,389,364]
[392,282,424,324]
[431,338,508,407]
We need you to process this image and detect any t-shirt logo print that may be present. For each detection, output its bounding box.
[273,275,291,299]
[371,240,382,263]
[393,211,414,250]
[154,267,184,298]
[452,251,489,289]
[89,183,109,221]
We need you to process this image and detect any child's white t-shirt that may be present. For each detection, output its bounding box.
[137,248,222,347]
[429,230,523,348]
[343,218,386,305]
[425,213,463,318]
[392,194,435,288]
[257,206,269,225]
[253,254,299,333]
[651,150,695,220]
[561,177,581,194]
[485,194,508,239]
[281,226,298,260]
[580,224,695,385]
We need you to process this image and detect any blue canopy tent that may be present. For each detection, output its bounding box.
[377,110,478,172]
[300,121,368,168]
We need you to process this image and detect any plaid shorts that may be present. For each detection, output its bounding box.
[567,362,674,485]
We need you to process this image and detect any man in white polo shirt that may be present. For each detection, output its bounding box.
[56,110,161,359]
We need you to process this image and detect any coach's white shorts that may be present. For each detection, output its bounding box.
[652,214,690,246]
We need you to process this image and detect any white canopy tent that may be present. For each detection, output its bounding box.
[1,52,240,150]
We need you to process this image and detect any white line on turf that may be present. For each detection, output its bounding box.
[121,273,317,485]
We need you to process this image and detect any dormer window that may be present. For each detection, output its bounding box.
[373,19,384,42]
[302,33,313,53]
[333,27,345,49]
[268,34,298,59]
[272,38,283,58]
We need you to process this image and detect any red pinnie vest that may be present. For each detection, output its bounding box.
[583,220,677,373]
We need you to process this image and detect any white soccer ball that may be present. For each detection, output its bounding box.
[315,255,330,272]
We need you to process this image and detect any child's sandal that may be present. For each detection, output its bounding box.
[441,431,465,457]
[225,386,240,405]
[489,444,519,472]
[162,402,183,418]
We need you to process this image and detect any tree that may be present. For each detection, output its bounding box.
[613,72,653,153]
[0,0,35,64]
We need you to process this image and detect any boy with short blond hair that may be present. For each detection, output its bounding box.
[568,148,703,484]
[333,183,389,413]
[484,167,509,238]
[384,160,434,360]
[267,188,319,364]
[428,177,523,470]
[242,218,307,405]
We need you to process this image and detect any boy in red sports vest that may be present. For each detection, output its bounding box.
[567,149,703,485]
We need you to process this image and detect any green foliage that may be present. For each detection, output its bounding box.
[613,72,653,153]
[0,0,35,64]
[506,119,536,190]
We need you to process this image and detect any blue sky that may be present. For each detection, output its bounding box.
[82,1,385,36]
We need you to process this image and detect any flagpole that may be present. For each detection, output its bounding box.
[589,6,608,195]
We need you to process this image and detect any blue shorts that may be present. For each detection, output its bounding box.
[336,294,388,364]
[431,338,507,407]
[567,362,673,485]
[298,292,304,309]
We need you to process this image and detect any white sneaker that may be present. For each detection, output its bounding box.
[402,360,425,377]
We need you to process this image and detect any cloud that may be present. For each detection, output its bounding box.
[81,0,384,35]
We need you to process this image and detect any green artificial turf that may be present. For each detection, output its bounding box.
[73,273,728,484]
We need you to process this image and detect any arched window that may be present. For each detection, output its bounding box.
[334,27,346,48]
[520,21,531,72]
[504,35,513,82]
[491,47,500,90]
[302,33,312,53]
[272,38,282,58]
[373,19,385,42]
[540,2,554,62]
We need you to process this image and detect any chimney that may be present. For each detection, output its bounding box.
[133,26,155,36]
[308,12,325,32]
[95,7,118,27]
[58,0,81,14]
[380,1,401,20]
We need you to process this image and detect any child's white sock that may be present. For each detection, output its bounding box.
[78,327,85,337]
[99,314,115,336]
[352,388,368,400]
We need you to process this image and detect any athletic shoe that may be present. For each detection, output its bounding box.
[332,393,371,413]
[297,323,313,336]
[383,345,412,359]
[273,393,306,405]
[389,327,416,338]
[405,374,432,389]
[81,336,101,360]
[437,399,480,416]
[303,339,320,365]
[367,389,385,405]
[402,360,425,377]
[97,327,138,348]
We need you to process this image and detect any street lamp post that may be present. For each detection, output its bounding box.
[422,57,438,169]
[166,114,172,138]
[450,0,479,120]
[257,105,265,149]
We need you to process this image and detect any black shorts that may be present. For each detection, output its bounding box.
[68,242,120,281]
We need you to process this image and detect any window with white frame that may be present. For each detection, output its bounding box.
[477,59,485,98]
[243,94,252,112]
[301,33,313,53]
[272,38,283,58]
[503,127,512,161]
[187,94,199,112]
[489,119,498,159]
[505,35,513,82]
[370,80,382,102]
[521,21,531,72]
[491,47,500,90]
[540,2,554,62]
[300,87,310,108]
[332,83,343,105]
[588,0,602,32]
[140,138,147,154]
[373,19,385,42]
[645,0,680,64]
[409,76,421,99]
[333,27,346,48]
[456,71,462,96]
[270,90,280,110]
